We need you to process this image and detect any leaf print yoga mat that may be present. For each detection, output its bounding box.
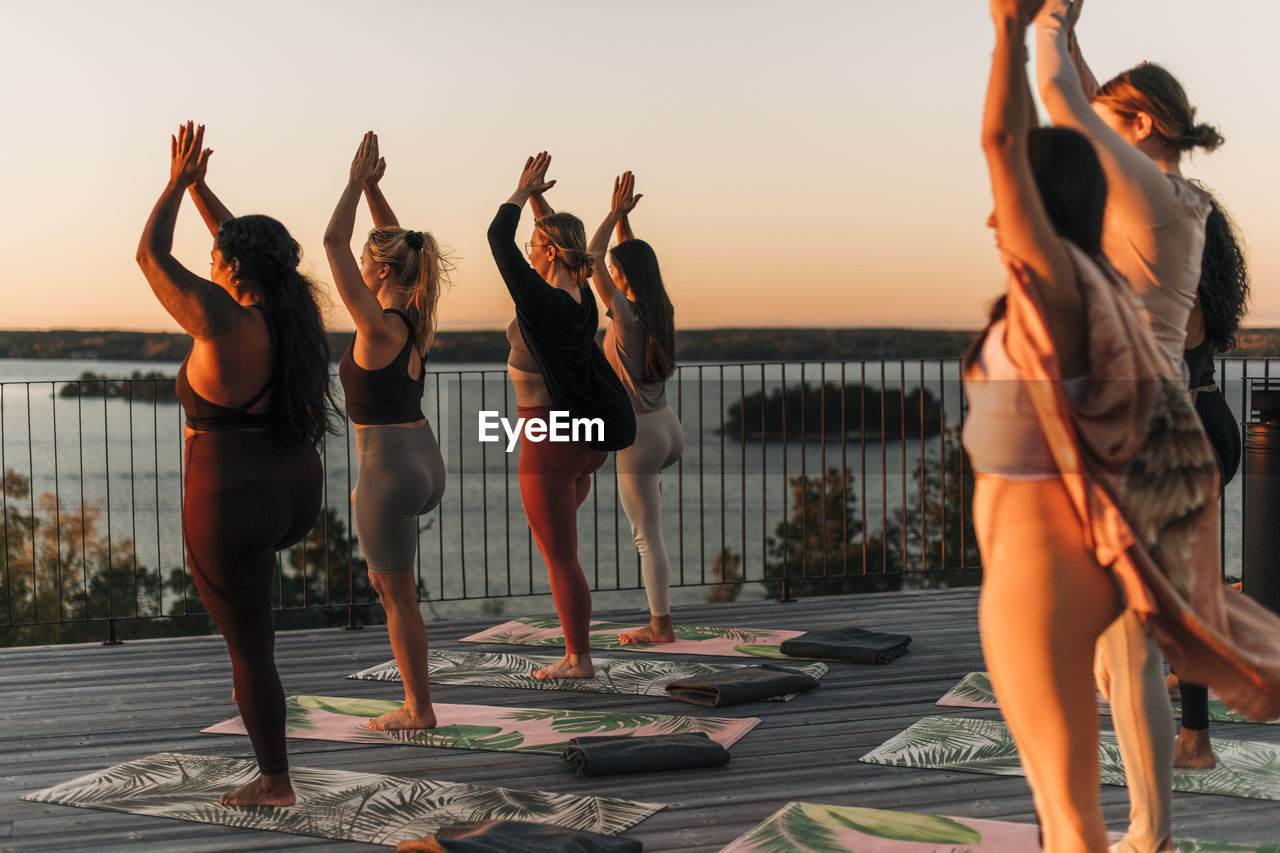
[938,671,1280,725]
[349,649,828,701]
[204,695,760,754]
[464,616,855,659]
[24,752,661,848]
[862,716,1280,802]
[719,801,1277,853]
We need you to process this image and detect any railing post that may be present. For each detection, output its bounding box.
[779,576,797,603]
[1243,379,1280,615]
[343,603,363,630]
[102,617,122,646]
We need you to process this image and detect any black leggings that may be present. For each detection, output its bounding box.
[183,431,322,774]
[1181,387,1241,731]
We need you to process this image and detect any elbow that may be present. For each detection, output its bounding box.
[322,229,346,250]
[981,126,1020,158]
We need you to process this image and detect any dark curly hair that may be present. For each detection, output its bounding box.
[216,215,339,446]
[1192,187,1249,352]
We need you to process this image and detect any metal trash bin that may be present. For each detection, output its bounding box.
[1242,379,1280,616]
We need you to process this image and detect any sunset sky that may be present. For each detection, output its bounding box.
[1,0,1271,332]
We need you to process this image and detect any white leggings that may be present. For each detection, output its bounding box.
[616,405,684,617]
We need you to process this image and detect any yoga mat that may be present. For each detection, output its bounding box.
[719,801,1278,852]
[862,715,1280,802]
[462,617,904,661]
[349,649,828,701]
[203,695,760,754]
[938,671,1280,725]
[23,752,662,848]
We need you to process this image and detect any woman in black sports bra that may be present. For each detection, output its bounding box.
[324,132,450,731]
[137,122,335,808]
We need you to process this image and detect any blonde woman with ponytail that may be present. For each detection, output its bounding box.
[324,131,450,729]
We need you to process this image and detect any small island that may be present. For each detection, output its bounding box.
[723,381,943,440]
[58,371,178,403]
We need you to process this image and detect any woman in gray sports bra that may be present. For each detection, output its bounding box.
[324,132,450,732]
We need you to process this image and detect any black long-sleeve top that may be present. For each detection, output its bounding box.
[488,203,636,452]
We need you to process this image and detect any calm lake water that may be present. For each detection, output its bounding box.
[0,356,1256,622]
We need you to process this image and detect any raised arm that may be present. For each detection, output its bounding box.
[1064,0,1098,101]
[488,153,558,296]
[323,132,399,343]
[1035,0,1177,222]
[187,161,234,237]
[528,190,556,222]
[588,172,643,308]
[613,171,638,243]
[362,156,400,228]
[984,0,1085,374]
[136,122,247,340]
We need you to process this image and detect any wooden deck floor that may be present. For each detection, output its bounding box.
[3,587,1278,852]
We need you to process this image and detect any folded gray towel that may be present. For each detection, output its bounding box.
[395,819,641,853]
[664,663,820,706]
[778,626,912,664]
[560,732,730,777]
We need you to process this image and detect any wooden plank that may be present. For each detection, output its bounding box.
[3,588,1275,852]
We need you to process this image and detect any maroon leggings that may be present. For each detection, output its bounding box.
[517,406,607,654]
[183,430,322,775]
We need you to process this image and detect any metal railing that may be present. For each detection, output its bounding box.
[0,357,1262,644]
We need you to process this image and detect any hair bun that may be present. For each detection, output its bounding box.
[1184,122,1225,153]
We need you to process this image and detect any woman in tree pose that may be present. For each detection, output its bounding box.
[137,122,333,807]
[324,131,450,730]
[534,173,682,644]
[488,152,635,679]
[1037,1,1232,842]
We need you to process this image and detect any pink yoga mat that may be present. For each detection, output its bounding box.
[461,618,804,658]
[204,695,760,754]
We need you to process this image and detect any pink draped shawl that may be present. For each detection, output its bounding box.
[998,242,1280,720]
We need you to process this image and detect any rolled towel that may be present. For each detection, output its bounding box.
[665,663,820,706]
[395,819,642,852]
[778,627,912,664]
[561,732,730,777]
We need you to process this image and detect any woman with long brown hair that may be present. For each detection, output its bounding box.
[533,173,683,643]
[137,122,333,807]
[324,131,450,730]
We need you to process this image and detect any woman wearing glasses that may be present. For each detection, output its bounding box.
[488,152,635,679]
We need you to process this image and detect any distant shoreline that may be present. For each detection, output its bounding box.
[1,327,1278,363]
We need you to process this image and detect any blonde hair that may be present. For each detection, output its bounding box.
[1094,63,1224,154]
[535,213,598,282]
[366,227,454,353]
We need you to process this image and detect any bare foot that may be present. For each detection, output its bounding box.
[620,615,676,644]
[1174,727,1218,770]
[1165,671,1181,699]
[218,771,295,807]
[620,624,676,644]
[532,655,595,679]
[366,705,438,731]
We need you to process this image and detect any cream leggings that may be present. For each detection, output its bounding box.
[353,422,446,574]
[616,405,684,617]
[975,474,1126,853]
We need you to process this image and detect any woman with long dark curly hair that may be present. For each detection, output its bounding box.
[324,131,450,731]
[137,122,335,807]
[1164,194,1250,771]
